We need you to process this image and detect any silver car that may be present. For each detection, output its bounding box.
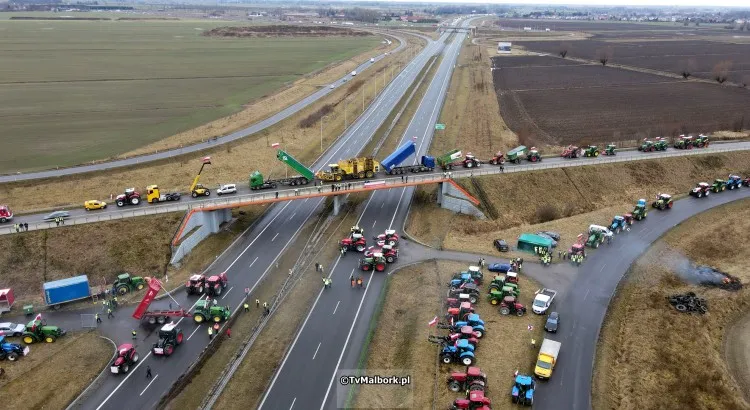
[0,322,25,337]
[44,210,70,221]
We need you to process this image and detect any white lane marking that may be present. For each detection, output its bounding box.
[139,374,159,396]
[600,264,607,272]
[333,301,340,315]
[187,326,201,341]
[381,201,385,208]
[249,256,259,268]
[372,220,377,228]
[312,343,321,360]
[96,352,153,409]
[258,194,376,409]
[288,212,297,221]
[272,232,279,242]
[584,289,591,301]
[222,201,293,272]
[290,397,297,410]
[319,271,375,409]
[221,286,234,300]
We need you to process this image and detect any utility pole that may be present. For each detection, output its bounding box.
[361,86,365,112]
[320,115,330,153]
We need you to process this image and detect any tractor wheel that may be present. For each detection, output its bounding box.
[137,283,144,291]
[176,333,184,344]
[516,310,525,317]
[121,364,130,374]
[198,286,204,294]
[376,263,386,272]
[191,192,198,198]
[675,304,687,312]
[469,295,478,304]
[697,191,703,198]
[6,351,18,361]
[205,190,211,196]
[164,345,174,356]
[45,335,56,343]
[23,335,35,344]
[361,264,371,271]
[117,285,129,295]
[461,356,474,366]
[594,151,599,157]
[213,316,222,322]
[530,156,537,162]
[116,200,125,207]
[157,316,167,324]
[133,353,140,362]
[356,245,366,252]
[441,355,452,364]
[466,161,474,168]
[130,197,140,205]
[148,317,157,325]
[593,242,599,249]
[194,314,205,323]
[668,202,673,209]
[448,380,462,392]
[490,299,499,305]
[366,171,374,178]
[474,329,484,338]
[615,227,621,234]
[500,307,510,315]
[388,240,396,246]
[358,171,366,179]
[386,256,395,263]
[335,175,342,182]
[215,287,222,296]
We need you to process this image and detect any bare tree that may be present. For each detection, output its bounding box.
[712,60,733,84]
[742,74,750,88]
[596,46,614,66]
[559,42,571,58]
[679,58,697,79]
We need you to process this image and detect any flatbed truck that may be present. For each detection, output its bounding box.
[249,149,315,190]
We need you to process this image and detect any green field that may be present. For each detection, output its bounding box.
[0,19,380,173]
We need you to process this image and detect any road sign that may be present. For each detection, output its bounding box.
[435,124,446,130]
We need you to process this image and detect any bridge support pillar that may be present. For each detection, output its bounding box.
[333,195,343,216]
[438,181,487,220]
[437,182,445,205]
[170,208,234,266]
[206,208,232,233]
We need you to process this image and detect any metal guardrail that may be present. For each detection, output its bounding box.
[3,144,748,236]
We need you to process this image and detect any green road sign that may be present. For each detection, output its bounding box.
[435,124,446,130]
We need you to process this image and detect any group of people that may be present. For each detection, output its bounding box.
[535,247,552,266]
[569,253,585,265]
[12,223,28,232]
[350,276,365,289]
[207,322,231,339]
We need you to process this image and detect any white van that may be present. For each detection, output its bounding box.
[217,184,237,196]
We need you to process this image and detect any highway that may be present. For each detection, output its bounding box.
[534,187,750,410]
[71,30,449,410]
[5,139,748,235]
[0,34,408,184]
[258,17,470,410]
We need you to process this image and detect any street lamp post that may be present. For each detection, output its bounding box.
[320,115,330,153]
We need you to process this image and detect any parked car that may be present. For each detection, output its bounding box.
[537,231,560,241]
[0,322,25,337]
[544,312,559,333]
[84,200,107,211]
[493,239,509,252]
[217,184,237,196]
[43,211,70,221]
[535,233,558,248]
[370,57,375,62]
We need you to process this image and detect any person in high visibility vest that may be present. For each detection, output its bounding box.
[132,330,137,340]
[243,302,249,312]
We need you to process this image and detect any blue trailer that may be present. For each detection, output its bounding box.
[380,141,434,175]
[43,275,91,308]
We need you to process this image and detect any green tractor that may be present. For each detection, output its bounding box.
[652,193,674,210]
[711,179,726,193]
[112,273,146,295]
[694,134,709,148]
[526,147,542,162]
[192,300,230,324]
[22,319,67,344]
[603,144,617,156]
[585,230,604,248]
[487,286,520,305]
[632,199,648,220]
[653,138,669,151]
[582,145,600,157]
[673,135,694,149]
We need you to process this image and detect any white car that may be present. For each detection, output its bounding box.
[589,224,614,238]
[370,58,375,62]
[330,84,335,89]
[351,70,357,76]
[216,184,237,196]
[0,322,25,337]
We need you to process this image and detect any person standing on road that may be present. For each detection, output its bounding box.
[107,308,113,319]
[24,223,28,231]
[96,313,101,324]
[357,277,363,288]
[208,326,213,339]
[132,329,137,340]
[351,277,356,288]
[226,328,231,338]
[256,299,260,308]
[146,366,152,379]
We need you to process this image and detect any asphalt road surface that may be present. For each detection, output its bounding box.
[258,19,471,410]
[0,35,408,184]
[67,29,449,410]
[534,187,750,410]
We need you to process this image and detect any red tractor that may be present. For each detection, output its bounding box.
[569,243,586,258]
[115,188,141,207]
[461,153,482,168]
[488,151,505,166]
[447,366,488,392]
[451,390,492,410]
[340,232,367,252]
[185,274,207,295]
[364,244,398,263]
[622,213,634,225]
[110,344,139,375]
[743,177,750,187]
[205,272,229,297]
[445,293,473,308]
[499,296,526,317]
[561,145,582,159]
[446,302,474,322]
[448,326,482,346]
[374,229,399,247]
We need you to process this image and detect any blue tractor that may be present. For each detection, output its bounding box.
[511,374,535,406]
[0,336,29,361]
[726,175,743,190]
[449,273,476,290]
[429,337,476,366]
[609,215,631,234]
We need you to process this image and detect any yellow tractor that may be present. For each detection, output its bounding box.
[315,157,380,181]
[190,157,212,198]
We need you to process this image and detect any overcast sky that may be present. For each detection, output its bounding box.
[383,0,748,7]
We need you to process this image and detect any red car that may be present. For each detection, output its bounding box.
[0,205,13,223]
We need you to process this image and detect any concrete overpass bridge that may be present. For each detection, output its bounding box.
[440,26,476,35]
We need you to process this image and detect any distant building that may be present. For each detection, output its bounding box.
[498,42,512,54]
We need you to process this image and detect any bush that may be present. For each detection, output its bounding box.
[298,104,334,128]
[535,205,559,223]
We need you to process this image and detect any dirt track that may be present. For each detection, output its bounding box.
[724,311,750,403]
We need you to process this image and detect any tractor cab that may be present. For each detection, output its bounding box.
[488,274,506,291]
[350,225,364,236]
[186,274,207,295]
[23,319,66,344]
[193,299,230,323]
[467,265,482,280]
[603,144,617,155]
[379,244,398,263]
[694,134,709,147]
[691,182,711,198]
[113,273,146,295]
[652,193,673,210]
[448,366,488,392]
[505,271,518,284]
[446,302,474,322]
[561,145,582,158]
[360,253,386,272]
[463,153,481,168]
[446,293,473,308]
[638,139,655,151]
[341,233,366,252]
[609,216,629,234]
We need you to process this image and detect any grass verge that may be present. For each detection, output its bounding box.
[593,198,750,410]
[351,260,545,409]
[0,331,111,408]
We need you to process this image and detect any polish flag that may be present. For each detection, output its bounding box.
[428,316,438,327]
[412,136,417,141]
[35,313,42,322]
[271,142,281,148]
[527,324,534,331]
[201,156,211,163]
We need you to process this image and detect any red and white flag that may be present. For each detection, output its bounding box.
[35,313,42,322]
[527,324,534,331]
[271,142,280,148]
[412,136,417,141]
[201,156,211,163]
[428,316,438,327]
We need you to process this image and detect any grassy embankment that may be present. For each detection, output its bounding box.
[593,198,750,410]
